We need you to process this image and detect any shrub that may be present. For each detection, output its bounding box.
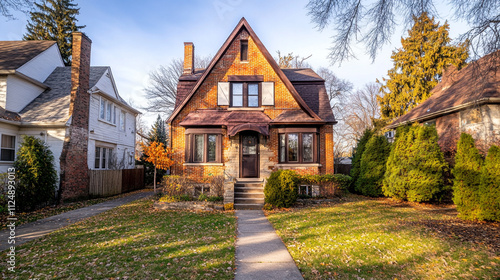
[206,196,223,202]
[383,125,448,202]
[162,175,193,198]
[478,145,500,221]
[224,203,234,210]
[209,175,224,197]
[350,129,374,192]
[263,203,273,211]
[264,170,298,208]
[15,136,57,211]
[298,174,352,198]
[452,133,483,220]
[158,194,191,203]
[198,193,208,201]
[355,135,391,197]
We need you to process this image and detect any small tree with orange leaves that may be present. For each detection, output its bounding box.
[141,141,174,193]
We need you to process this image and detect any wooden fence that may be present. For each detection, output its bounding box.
[89,168,144,197]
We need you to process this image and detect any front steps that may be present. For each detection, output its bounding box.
[234,180,264,210]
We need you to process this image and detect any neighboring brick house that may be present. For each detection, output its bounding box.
[388,51,500,159]
[0,33,140,200]
[168,18,336,208]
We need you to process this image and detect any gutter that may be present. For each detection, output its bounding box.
[387,97,500,129]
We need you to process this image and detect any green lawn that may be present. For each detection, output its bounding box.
[267,195,500,280]
[1,198,236,279]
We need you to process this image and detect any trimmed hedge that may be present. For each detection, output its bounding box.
[299,174,352,191]
[479,145,500,221]
[350,129,374,192]
[452,133,484,220]
[355,135,391,197]
[383,125,448,202]
[264,170,298,208]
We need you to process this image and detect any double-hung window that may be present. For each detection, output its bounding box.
[0,135,15,162]
[279,132,318,163]
[95,147,113,169]
[99,97,117,125]
[231,82,260,107]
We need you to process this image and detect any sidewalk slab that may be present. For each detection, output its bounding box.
[235,210,303,280]
[0,191,153,251]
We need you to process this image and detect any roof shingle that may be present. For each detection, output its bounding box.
[0,41,56,72]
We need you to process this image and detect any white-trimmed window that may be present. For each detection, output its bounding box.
[99,97,117,125]
[119,111,126,131]
[95,147,113,169]
[0,135,15,162]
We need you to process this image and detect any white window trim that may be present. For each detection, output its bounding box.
[94,146,114,169]
[0,134,16,162]
[119,110,126,131]
[99,97,117,126]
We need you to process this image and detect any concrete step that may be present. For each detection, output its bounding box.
[234,203,264,210]
[234,187,264,194]
[235,183,263,189]
[235,197,265,204]
[235,192,265,198]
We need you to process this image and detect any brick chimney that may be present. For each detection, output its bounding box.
[59,32,92,201]
[183,42,195,74]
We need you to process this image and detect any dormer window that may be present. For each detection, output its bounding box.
[240,40,248,61]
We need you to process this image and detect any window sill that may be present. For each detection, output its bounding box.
[183,163,224,166]
[227,107,264,111]
[98,118,117,126]
[276,163,322,168]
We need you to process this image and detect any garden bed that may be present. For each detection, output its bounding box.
[154,200,224,211]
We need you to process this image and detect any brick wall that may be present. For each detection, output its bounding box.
[59,32,91,201]
[170,28,334,181]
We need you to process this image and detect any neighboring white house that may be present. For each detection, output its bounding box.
[0,37,140,192]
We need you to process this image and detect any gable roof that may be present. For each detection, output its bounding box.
[20,66,108,123]
[388,51,500,128]
[168,17,321,124]
[0,41,56,73]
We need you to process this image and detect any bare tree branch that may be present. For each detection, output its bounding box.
[0,0,32,19]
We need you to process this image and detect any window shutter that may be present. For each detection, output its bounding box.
[217,82,230,105]
[261,82,274,105]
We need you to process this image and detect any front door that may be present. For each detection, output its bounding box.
[240,132,259,178]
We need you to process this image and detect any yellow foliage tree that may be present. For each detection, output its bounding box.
[141,141,174,193]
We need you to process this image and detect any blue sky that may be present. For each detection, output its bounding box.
[1,0,469,126]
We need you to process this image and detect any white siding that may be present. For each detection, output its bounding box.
[88,92,137,170]
[0,75,6,108]
[94,69,118,99]
[0,123,19,173]
[5,75,45,112]
[17,44,64,83]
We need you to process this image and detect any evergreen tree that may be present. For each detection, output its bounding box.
[349,129,373,192]
[478,145,500,222]
[377,12,468,121]
[355,134,391,197]
[383,125,448,202]
[148,115,168,146]
[452,133,483,220]
[14,136,58,211]
[23,0,85,66]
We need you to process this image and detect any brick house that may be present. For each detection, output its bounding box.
[387,51,500,159]
[0,33,140,200]
[167,18,336,208]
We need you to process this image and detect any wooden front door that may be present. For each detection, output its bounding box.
[240,132,259,178]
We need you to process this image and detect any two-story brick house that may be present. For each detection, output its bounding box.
[168,18,336,209]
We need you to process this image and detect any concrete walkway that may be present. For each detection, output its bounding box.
[0,191,153,251]
[235,210,303,280]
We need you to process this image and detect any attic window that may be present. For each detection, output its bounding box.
[240,40,248,61]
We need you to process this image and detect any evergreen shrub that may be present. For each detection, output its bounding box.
[383,125,448,202]
[355,135,391,197]
[452,133,483,220]
[350,129,374,192]
[264,169,298,208]
[15,136,58,211]
[478,145,500,221]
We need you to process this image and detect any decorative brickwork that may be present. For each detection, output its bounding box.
[59,32,92,201]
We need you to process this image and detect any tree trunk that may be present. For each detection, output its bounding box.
[154,167,157,194]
